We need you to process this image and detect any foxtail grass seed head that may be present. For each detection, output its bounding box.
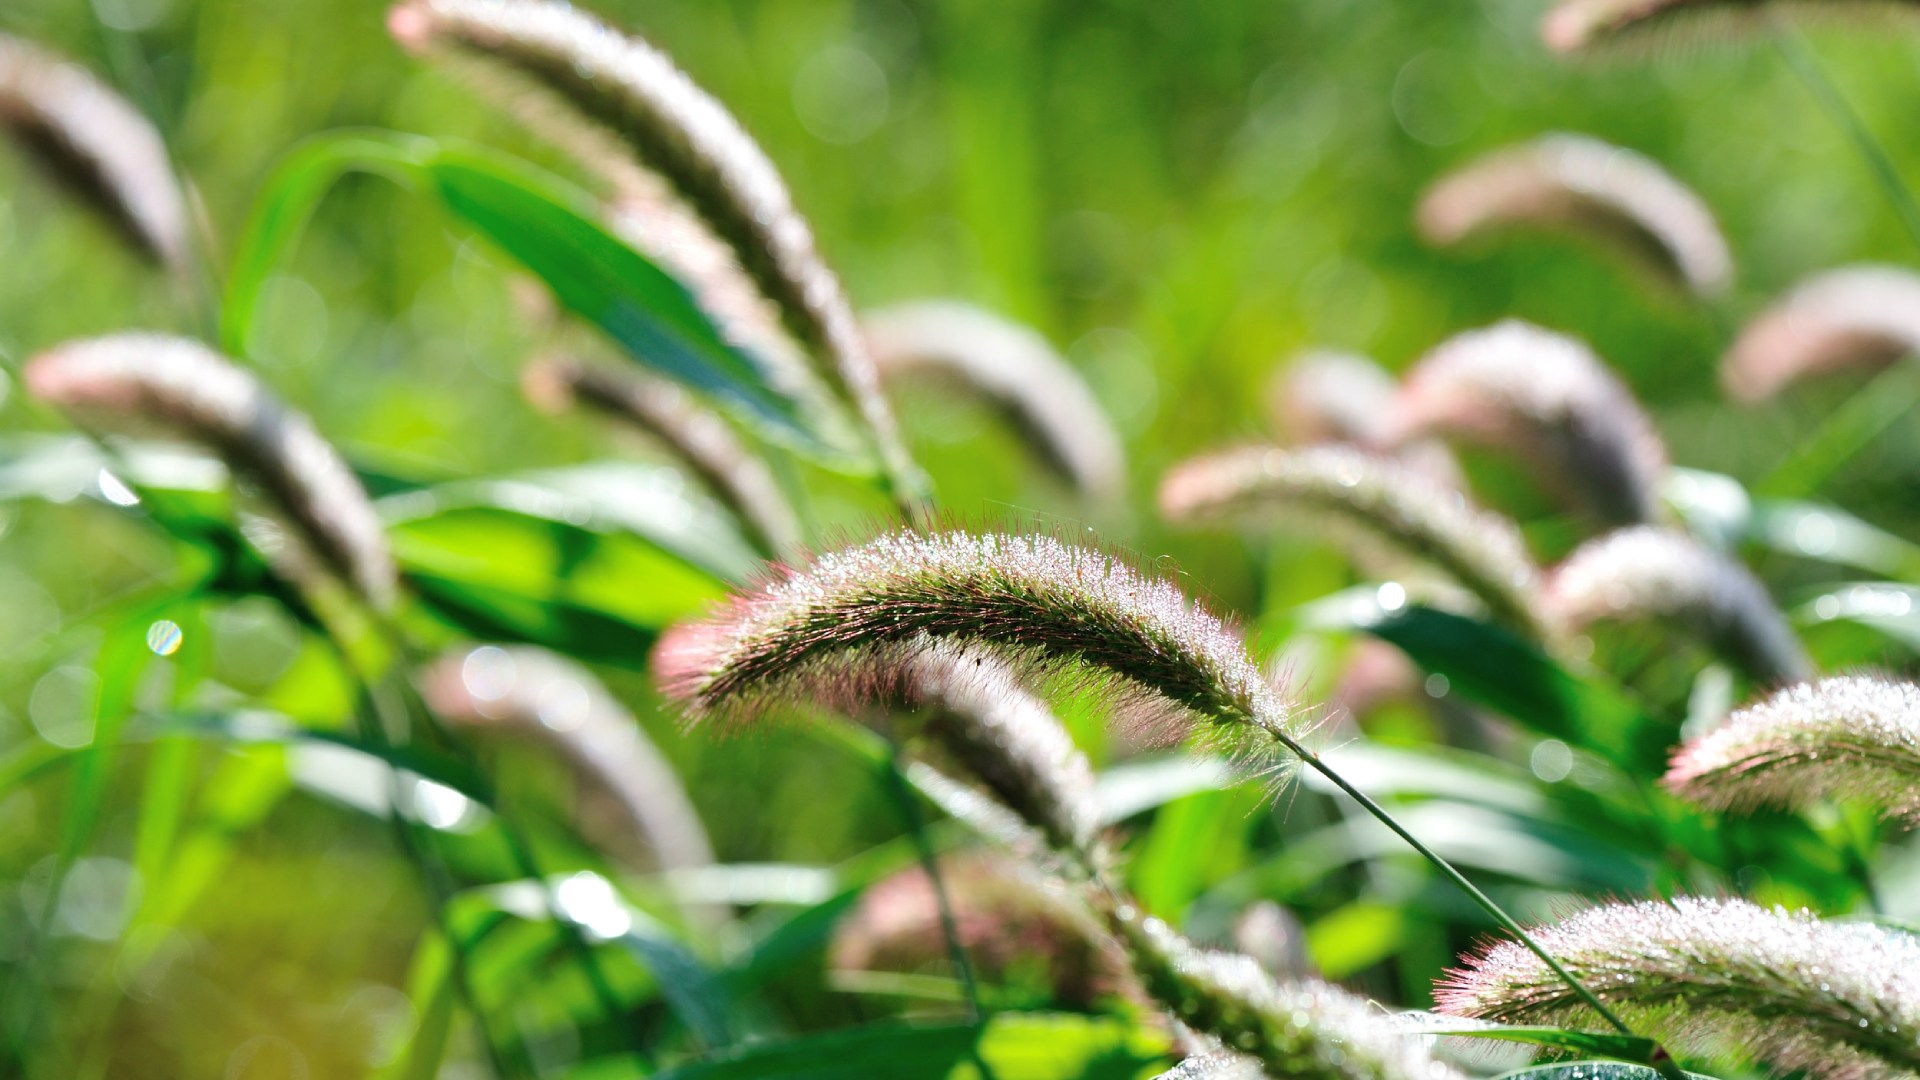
[1233,901,1318,982]
[1542,0,1920,54]
[1667,674,1920,823]
[1418,134,1731,299]
[862,301,1127,502]
[655,529,1302,769]
[1159,445,1545,640]
[0,35,190,271]
[1153,1054,1267,1080]
[1437,896,1920,1080]
[1113,906,1461,1080]
[830,852,1125,1008]
[1722,265,1920,402]
[1545,526,1812,684]
[1269,350,1401,448]
[902,641,1106,867]
[524,354,804,560]
[422,645,715,873]
[388,0,923,508]
[1391,320,1669,527]
[26,334,397,611]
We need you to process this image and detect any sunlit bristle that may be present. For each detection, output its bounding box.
[1417,133,1731,299]
[862,301,1127,502]
[1544,526,1811,684]
[387,0,923,507]
[1391,320,1668,528]
[1112,906,1461,1080]
[1667,674,1920,823]
[523,354,803,561]
[1159,444,1546,640]
[1437,896,1920,1079]
[1542,0,1920,56]
[0,35,190,270]
[1152,1053,1266,1080]
[26,333,397,611]
[830,852,1125,1008]
[1721,264,1920,402]
[421,645,715,873]
[653,529,1304,771]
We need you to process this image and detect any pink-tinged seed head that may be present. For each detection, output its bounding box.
[1722,264,1920,403]
[1438,896,1920,1079]
[1666,674,1920,823]
[1418,133,1731,299]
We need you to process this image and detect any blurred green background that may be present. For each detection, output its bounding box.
[4,0,1920,1076]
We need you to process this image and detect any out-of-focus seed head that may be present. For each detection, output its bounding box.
[1418,134,1731,299]
[421,644,715,873]
[830,852,1126,1009]
[1544,526,1811,684]
[26,334,396,611]
[901,641,1106,868]
[1159,445,1545,640]
[863,301,1127,502]
[1437,896,1920,1080]
[1667,674,1920,823]
[1722,265,1920,402]
[523,353,804,560]
[1390,320,1669,528]
[387,0,923,509]
[0,35,191,271]
[654,529,1302,770]
[1112,905,1461,1080]
[1542,0,1920,56]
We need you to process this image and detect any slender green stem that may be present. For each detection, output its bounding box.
[1774,25,1920,254]
[1278,732,1688,1080]
[880,751,985,1021]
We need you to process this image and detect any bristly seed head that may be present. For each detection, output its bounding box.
[26,333,397,611]
[387,0,924,508]
[1721,264,1920,403]
[1417,133,1732,299]
[902,641,1106,868]
[524,353,804,561]
[1544,525,1812,685]
[862,301,1127,503]
[0,35,191,272]
[1113,905,1462,1080]
[654,529,1302,767]
[1159,444,1546,641]
[1437,896,1920,1080]
[1390,319,1669,528]
[1667,674,1920,824]
[1541,0,1920,56]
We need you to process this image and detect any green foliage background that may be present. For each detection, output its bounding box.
[3,0,1920,1077]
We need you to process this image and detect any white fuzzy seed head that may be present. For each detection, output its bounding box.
[1159,444,1545,640]
[1418,133,1732,299]
[1722,265,1920,402]
[1668,674,1920,823]
[1392,319,1669,528]
[863,301,1127,502]
[1545,526,1811,684]
[1438,896,1920,1080]
[26,333,396,611]
[0,35,190,270]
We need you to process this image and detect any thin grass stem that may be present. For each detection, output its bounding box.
[1773,23,1920,254]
